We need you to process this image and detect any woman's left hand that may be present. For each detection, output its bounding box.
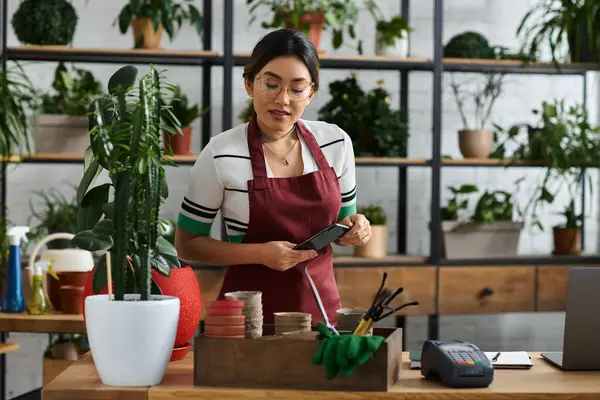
[336,214,371,246]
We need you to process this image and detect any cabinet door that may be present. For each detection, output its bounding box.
[335,267,436,316]
[537,265,600,312]
[438,267,535,314]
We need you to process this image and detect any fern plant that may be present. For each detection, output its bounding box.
[72,65,181,301]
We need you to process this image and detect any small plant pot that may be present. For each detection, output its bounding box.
[85,294,180,386]
[458,129,493,158]
[284,12,326,53]
[354,225,388,258]
[440,220,523,259]
[59,285,84,314]
[553,226,581,255]
[50,342,79,361]
[205,299,244,316]
[164,126,193,155]
[48,271,90,311]
[131,18,163,49]
[375,35,408,57]
[204,324,245,337]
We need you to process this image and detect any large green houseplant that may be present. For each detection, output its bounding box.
[318,74,408,157]
[71,64,182,387]
[116,0,203,49]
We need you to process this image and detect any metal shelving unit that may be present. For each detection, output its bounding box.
[0,0,598,371]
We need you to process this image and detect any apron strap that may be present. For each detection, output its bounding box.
[247,113,268,179]
[296,120,332,172]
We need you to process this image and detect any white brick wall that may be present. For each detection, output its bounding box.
[3,0,598,397]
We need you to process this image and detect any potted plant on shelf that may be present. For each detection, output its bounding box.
[27,187,79,250]
[11,0,78,47]
[318,74,408,157]
[553,199,583,255]
[354,204,387,258]
[71,64,193,385]
[439,184,523,259]
[517,0,600,64]
[448,72,505,158]
[163,86,206,155]
[374,15,412,57]
[246,0,362,54]
[29,63,104,154]
[116,0,204,49]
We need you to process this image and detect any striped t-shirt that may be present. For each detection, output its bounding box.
[177,119,357,243]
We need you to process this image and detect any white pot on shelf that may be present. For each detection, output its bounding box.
[85,294,180,387]
[375,34,409,57]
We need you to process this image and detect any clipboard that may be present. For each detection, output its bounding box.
[484,351,533,369]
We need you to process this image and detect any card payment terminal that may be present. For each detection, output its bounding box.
[421,340,494,388]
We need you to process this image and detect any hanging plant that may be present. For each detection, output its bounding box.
[12,0,78,46]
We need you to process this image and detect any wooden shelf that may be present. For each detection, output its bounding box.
[356,157,428,166]
[0,311,85,334]
[0,342,20,355]
[442,158,543,167]
[444,57,598,74]
[5,153,197,165]
[333,254,428,266]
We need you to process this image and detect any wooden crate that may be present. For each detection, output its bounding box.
[193,326,402,392]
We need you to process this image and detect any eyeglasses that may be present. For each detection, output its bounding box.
[255,74,315,102]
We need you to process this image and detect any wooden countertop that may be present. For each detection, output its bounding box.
[43,352,600,400]
[0,311,85,334]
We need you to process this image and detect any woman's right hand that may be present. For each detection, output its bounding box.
[259,241,318,271]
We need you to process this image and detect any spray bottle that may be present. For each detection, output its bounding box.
[1,226,30,313]
[26,260,58,315]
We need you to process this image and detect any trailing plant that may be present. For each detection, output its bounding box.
[357,204,386,225]
[167,86,205,127]
[318,74,408,157]
[34,63,104,116]
[516,0,600,64]
[0,63,37,279]
[27,187,79,250]
[71,65,182,301]
[374,15,412,47]
[441,184,520,224]
[448,73,505,130]
[116,0,204,46]
[11,0,78,46]
[246,0,362,52]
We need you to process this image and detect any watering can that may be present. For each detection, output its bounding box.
[28,233,94,312]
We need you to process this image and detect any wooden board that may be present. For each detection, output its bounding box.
[43,354,147,400]
[335,267,436,315]
[438,267,535,314]
[0,342,20,355]
[193,327,402,392]
[0,311,85,333]
[536,265,600,312]
[43,358,76,387]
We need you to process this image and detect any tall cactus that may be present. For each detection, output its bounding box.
[72,64,182,301]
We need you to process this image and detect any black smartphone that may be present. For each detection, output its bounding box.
[293,223,351,251]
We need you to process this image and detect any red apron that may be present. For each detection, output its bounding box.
[217,114,342,325]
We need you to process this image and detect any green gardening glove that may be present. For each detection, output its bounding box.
[312,322,384,379]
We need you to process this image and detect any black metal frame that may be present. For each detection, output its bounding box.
[0,0,598,396]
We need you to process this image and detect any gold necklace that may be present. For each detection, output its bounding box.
[264,138,299,166]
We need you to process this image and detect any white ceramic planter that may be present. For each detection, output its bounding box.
[85,294,180,387]
[375,35,409,57]
[31,114,89,154]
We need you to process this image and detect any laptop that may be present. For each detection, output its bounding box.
[541,267,600,370]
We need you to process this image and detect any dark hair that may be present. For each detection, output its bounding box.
[243,28,320,91]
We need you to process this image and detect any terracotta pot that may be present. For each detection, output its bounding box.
[164,126,193,155]
[284,12,326,53]
[553,227,581,255]
[60,285,84,314]
[48,271,90,311]
[354,225,387,258]
[458,129,493,158]
[82,264,202,362]
[131,18,163,49]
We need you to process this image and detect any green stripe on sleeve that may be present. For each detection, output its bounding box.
[337,204,356,221]
[177,213,213,236]
[228,234,245,243]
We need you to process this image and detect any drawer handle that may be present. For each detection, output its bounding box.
[479,287,494,297]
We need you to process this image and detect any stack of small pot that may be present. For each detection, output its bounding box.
[224,291,263,338]
[274,312,312,335]
[203,299,246,339]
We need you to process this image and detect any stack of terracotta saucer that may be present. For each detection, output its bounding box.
[203,299,245,339]
[274,312,312,335]
[224,291,263,338]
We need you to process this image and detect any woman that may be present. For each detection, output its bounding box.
[174,28,372,325]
